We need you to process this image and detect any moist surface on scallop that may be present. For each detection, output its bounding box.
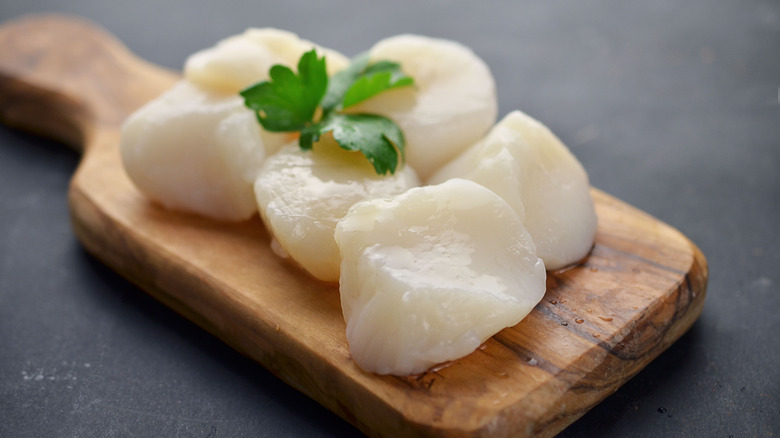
[335,178,546,375]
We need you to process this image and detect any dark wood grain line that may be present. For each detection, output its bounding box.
[491,334,565,377]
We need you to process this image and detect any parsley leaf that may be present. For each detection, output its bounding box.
[321,53,370,111]
[341,60,414,109]
[240,49,327,132]
[322,53,414,111]
[319,113,404,175]
[241,50,413,175]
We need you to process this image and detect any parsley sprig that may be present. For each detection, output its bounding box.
[241,50,414,175]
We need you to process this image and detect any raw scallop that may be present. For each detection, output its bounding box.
[120,81,288,221]
[335,179,546,375]
[254,136,420,282]
[346,35,498,180]
[430,111,597,270]
[185,28,349,95]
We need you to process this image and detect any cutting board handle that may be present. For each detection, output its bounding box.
[0,14,178,152]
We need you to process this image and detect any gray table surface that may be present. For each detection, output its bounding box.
[1,1,778,436]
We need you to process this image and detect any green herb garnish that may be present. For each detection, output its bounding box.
[241,50,414,175]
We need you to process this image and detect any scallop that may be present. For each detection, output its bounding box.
[184,28,350,94]
[335,179,546,375]
[430,111,597,270]
[253,136,420,282]
[121,81,289,221]
[346,35,498,180]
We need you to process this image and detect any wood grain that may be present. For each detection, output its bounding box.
[0,14,708,437]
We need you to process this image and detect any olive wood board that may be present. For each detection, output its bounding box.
[0,14,708,438]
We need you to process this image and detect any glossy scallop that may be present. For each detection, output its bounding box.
[430,111,597,270]
[346,35,498,180]
[120,80,291,221]
[335,179,546,375]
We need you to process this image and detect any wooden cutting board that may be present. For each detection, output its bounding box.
[0,14,708,437]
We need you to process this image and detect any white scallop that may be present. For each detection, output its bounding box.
[184,28,350,94]
[254,136,420,282]
[430,111,597,270]
[120,80,289,221]
[346,35,498,180]
[335,179,546,375]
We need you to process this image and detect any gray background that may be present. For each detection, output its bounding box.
[1,1,778,436]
